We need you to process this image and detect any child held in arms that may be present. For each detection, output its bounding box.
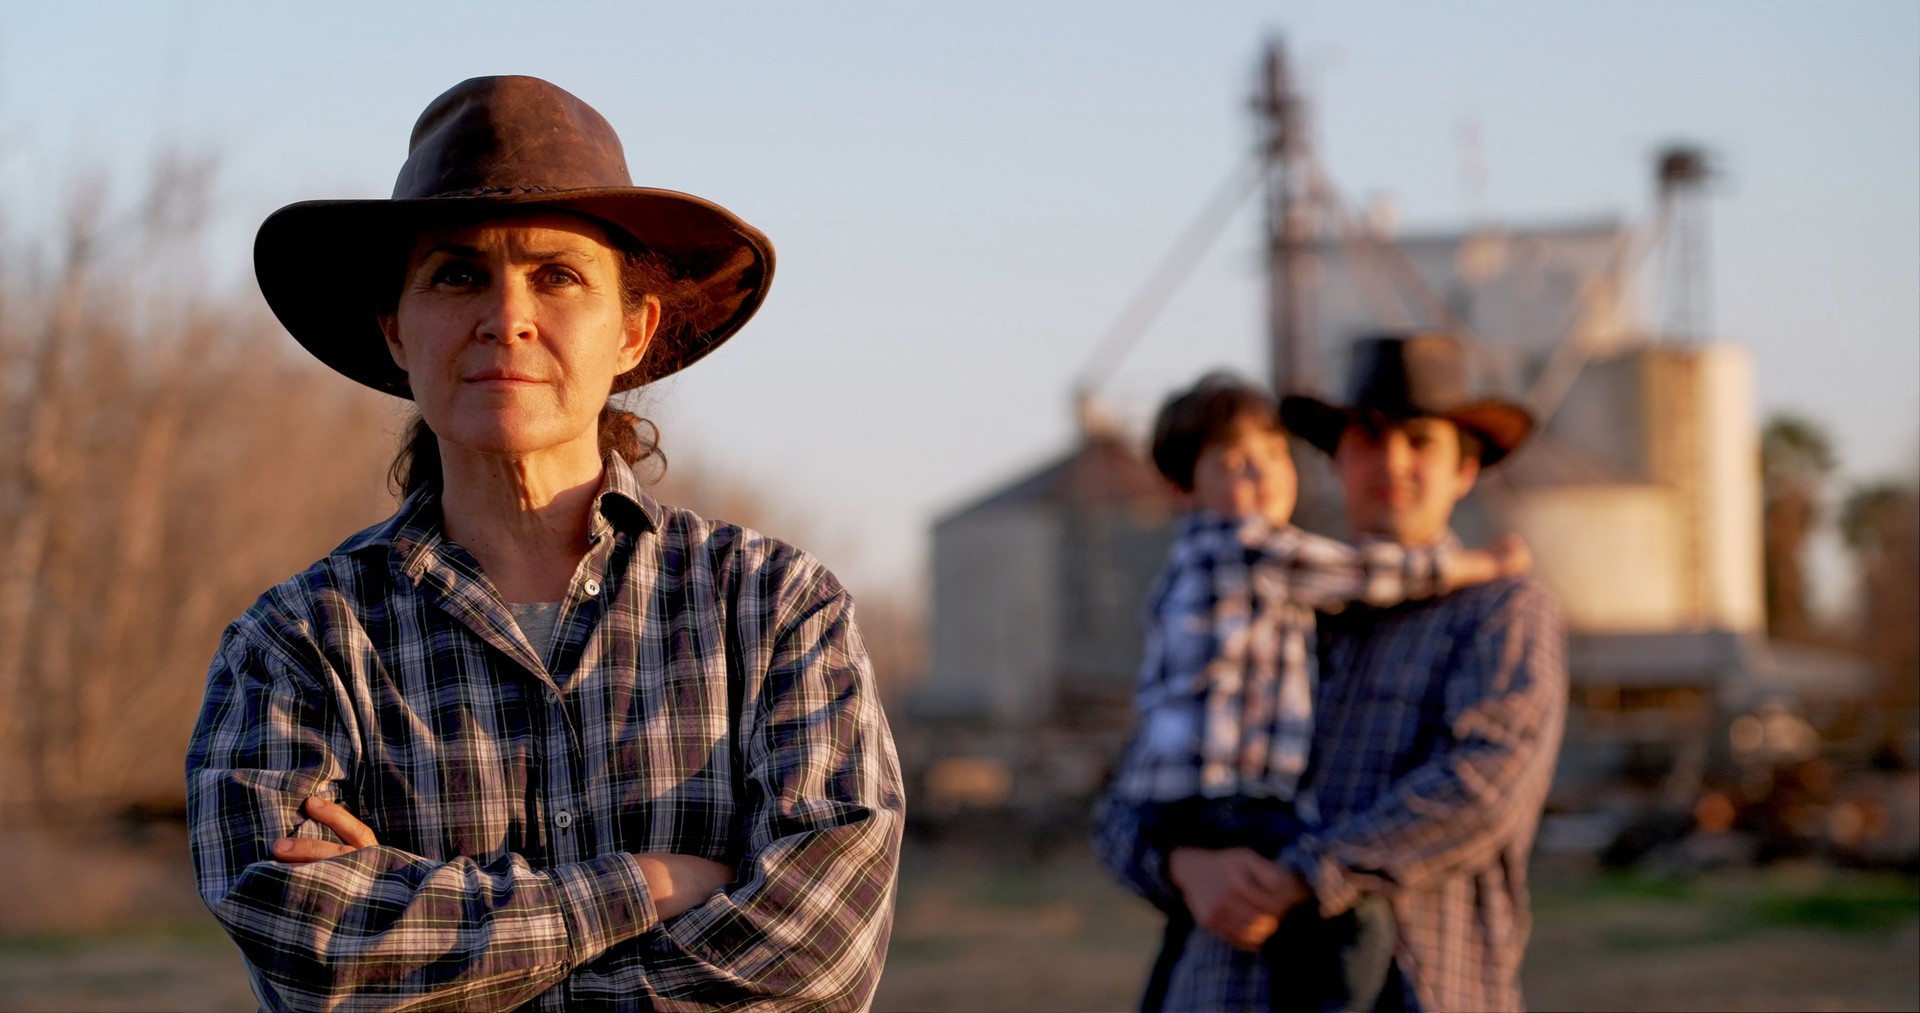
[1115,372,1529,1012]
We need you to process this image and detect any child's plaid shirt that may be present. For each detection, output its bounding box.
[1111,512,1451,804]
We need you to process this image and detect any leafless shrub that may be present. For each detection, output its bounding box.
[0,158,395,824]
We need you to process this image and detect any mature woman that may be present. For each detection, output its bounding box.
[186,77,904,1012]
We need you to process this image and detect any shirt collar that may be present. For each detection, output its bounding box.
[593,453,662,535]
[338,453,662,567]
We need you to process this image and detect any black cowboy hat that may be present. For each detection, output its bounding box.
[1279,333,1534,466]
[254,75,774,398]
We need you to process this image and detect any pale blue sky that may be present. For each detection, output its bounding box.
[4,2,1915,595]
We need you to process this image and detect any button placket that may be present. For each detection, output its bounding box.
[539,673,586,863]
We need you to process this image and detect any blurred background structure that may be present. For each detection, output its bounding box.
[0,4,1913,1010]
[910,39,1918,880]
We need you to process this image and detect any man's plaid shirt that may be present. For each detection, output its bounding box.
[186,460,904,1012]
[1112,513,1450,805]
[1095,546,1565,1013]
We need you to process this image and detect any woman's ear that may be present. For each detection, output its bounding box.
[379,314,407,370]
[620,295,662,374]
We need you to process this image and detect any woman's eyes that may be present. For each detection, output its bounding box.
[426,264,584,288]
[429,263,481,287]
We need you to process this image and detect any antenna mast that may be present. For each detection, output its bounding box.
[1657,144,1714,343]
[1256,38,1319,396]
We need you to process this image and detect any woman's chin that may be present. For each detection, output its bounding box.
[435,423,593,462]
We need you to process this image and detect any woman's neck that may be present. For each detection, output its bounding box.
[437,438,605,603]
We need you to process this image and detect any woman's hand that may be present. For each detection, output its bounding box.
[273,796,379,863]
[633,853,735,920]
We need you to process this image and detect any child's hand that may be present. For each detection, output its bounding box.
[1492,533,1533,577]
[1444,549,1498,591]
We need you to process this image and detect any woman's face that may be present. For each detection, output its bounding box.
[380,213,658,462]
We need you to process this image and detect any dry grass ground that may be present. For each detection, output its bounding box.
[0,831,1914,1012]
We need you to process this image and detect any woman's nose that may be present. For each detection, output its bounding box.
[476,276,537,343]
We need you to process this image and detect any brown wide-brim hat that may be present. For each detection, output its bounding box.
[1279,332,1534,466]
[255,75,774,398]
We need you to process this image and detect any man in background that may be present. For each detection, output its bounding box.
[1097,333,1566,1011]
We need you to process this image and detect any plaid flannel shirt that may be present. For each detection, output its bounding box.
[186,459,905,1012]
[1095,545,1565,1013]
[1112,513,1450,804]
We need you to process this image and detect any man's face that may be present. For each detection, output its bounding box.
[1334,415,1480,545]
[1189,416,1298,526]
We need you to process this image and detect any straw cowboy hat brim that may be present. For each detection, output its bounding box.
[253,75,773,398]
[1278,332,1535,466]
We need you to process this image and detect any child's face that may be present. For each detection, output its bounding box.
[1189,416,1298,524]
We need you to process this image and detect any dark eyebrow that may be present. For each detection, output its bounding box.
[423,243,483,260]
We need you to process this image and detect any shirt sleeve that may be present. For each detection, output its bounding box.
[1243,525,1452,612]
[1089,785,1183,913]
[1277,581,1567,917]
[186,621,661,1013]
[625,567,906,1011]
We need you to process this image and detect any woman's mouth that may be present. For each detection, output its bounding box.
[464,369,543,387]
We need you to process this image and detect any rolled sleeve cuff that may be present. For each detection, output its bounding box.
[1278,839,1362,919]
[1138,841,1182,910]
[552,851,658,966]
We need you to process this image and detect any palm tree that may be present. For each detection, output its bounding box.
[1841,481,1920,760]
[1760,415,1835,644]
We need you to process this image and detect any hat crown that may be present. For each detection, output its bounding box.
[1279,331,1535,466]
[394,76,633,199]
[1346,333,1473,415]
[255,74,775,399]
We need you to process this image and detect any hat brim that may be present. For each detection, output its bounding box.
[1280,395,1534,466]
[254,187,774,398]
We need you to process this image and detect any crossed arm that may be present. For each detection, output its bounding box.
[273,798,731,921]
[187,581,904,1012]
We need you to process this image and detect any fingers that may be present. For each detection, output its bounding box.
[272,837,359,864]
[1237,852,1287,894]
[635,852,735,921]
[1171,846,1301,952]
[1201,906,1280,952]
[304,796,379,849]
[1217,849,1296,915]
[271,796,379,865]
[1494,533,1533,575]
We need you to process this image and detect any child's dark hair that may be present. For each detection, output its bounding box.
[1150,372,1279,491]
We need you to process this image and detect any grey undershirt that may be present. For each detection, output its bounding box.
[508,601,563,664]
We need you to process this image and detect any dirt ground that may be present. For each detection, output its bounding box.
[0,830,1914,1012]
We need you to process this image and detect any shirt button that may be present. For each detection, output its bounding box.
[554,809,573,829]
[583,579,601,596]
